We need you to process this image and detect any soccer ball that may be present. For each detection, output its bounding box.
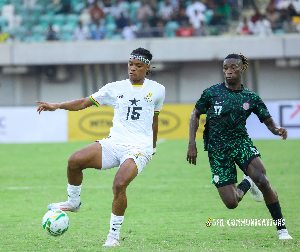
[42,209,69,236]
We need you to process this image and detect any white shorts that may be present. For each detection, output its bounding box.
[97,138,152,175]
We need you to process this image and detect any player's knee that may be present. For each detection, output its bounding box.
[68,153,84,170]
[112,180,127,195]
[254,174,269,190]
[223,199,238,209]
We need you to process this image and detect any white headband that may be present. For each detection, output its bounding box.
[129,54,151,65]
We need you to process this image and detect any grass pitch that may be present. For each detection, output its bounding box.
[0,139,299,251]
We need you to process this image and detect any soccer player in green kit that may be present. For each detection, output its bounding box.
[186,54,293,240]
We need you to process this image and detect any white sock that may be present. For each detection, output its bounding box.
[108,213,124,240]
[67,183,81,207]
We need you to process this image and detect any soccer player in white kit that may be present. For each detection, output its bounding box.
[37,48,165,246]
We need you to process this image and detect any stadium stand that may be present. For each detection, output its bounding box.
[0,0,299,42]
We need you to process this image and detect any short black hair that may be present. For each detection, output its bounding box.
[131,47,153,61]
[225,53,249,72]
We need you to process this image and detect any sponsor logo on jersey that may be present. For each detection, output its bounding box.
[250,147,260,155]
[214,175,219,183]
[243,102,250,110]
[144,93,153,102]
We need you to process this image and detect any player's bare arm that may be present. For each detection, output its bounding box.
[152,113,159,155]
[36,97,93,114]
[187,108,201,165]
[263,117,287,140]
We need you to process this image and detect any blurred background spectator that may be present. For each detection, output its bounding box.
[90,1,104,24]
[55,0,72,14]
[176,19,194,37]
[80,3,92,25]
[116,12,129,30]
[251,5,262,24]
[176,7,189,26]
[157,0,174,22]
[237,16,254,35]
[209,0,232,26]
[282,15,299,33]
[122,19,138,40]
[110,0,130,19]
[46,24,59,40]
[73,20,90,40]
[265,0,281,31]
[253,14,273,35]
[91,19,105,39]
[136,0,154,22]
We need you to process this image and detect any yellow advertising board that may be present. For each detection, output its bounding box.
[68,104,205,141]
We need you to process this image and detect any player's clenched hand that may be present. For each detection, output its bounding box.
[187,143,197,165]
[36,101,59,114]
[277,127,287,140]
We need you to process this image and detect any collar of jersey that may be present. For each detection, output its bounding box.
[127,78,148,90]
[223,82,244,92]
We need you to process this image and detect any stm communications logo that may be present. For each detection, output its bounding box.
[205,218,285,227]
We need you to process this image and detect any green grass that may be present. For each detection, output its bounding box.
[0,139,299,251]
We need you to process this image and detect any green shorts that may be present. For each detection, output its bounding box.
[208,142,261,188]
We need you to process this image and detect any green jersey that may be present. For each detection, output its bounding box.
[195,82,271,151]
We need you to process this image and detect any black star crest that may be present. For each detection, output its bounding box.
[129,98,140,106]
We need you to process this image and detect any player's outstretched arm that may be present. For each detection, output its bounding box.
[187,108,201,165]
[263,117,287,140]
[36,97,93,114]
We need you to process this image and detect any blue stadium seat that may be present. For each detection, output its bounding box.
[11,0,22,5]
[60,32,73,41]
[105,23,117,39]
[15,25,27,35]
[0,0,10,4]
[31,33,46,42]
[30,4,44,17]
[52,14,66,27]
[37,0,51,6]
[110,34,123,40]
[23,15,39,28]
[72,2,85,14]
[165,21,179,37]
[15,5,30,18]
[0,15,8,28]
[39,14,53,27]
[60,24,74,34]
[129,1,141,21]
[31,25,46,35]
[2,25,13,34]
[105,13,115,25]
[66,14,79,26]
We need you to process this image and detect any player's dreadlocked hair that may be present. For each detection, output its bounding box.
[225,53,249,72]
[131,47,153,61]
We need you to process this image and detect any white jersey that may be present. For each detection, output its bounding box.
[90,78,165,153]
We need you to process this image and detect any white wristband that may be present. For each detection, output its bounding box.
[153,147,157,154]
